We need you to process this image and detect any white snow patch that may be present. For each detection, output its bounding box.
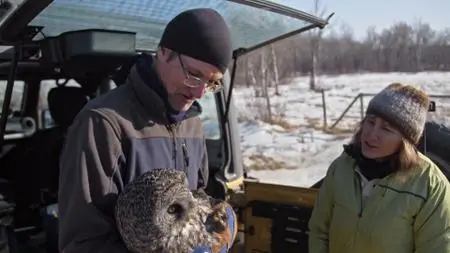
[233,71,450,187]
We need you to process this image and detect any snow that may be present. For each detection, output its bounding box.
[234,71,450,188]
[4,72,450,189]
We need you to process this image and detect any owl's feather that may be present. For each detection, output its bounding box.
[114,169,235,253]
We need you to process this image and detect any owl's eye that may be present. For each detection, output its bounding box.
[167,203,183,216]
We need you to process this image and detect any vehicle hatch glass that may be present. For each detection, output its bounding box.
[39,79,222,140]
[30,0,312,51]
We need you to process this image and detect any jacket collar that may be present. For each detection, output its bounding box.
[343,144,398,181]
[125,62,202,125]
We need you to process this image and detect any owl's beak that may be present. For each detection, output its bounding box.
[177,198,195,221]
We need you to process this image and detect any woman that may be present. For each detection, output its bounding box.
[308,83,450,253]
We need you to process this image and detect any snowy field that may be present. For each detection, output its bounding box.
[233,71,450,187]
[2,72,450,188]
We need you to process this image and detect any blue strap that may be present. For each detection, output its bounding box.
[226,206,236,242]
[218,206,236,253]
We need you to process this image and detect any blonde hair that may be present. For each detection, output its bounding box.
[350,118,421,172]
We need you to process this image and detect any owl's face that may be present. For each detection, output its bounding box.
[115,169,213,253]
[152,183,198,236]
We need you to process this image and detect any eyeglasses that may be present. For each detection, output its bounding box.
[177,54,223,93]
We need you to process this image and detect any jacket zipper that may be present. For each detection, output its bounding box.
[354,171,363,217]
[165,111,189,172]
[166,123,178,169]
[182,142,189,172]
[353,170,363,250]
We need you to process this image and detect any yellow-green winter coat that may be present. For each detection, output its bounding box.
[308,151,450,253]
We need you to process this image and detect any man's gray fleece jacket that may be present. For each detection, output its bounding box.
[57,64,209,253]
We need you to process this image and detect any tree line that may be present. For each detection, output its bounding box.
[233,20,450,89]
[228,16,450,125]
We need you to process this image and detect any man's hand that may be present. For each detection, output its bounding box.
[193,201,237,253]
[209,202,238,253]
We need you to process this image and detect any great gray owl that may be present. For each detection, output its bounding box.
[114,169,237,253]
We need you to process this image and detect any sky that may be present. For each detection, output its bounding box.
[26,0,450,46]
[273,0,450,40]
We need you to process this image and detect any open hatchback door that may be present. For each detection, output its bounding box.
[0,1,332,253]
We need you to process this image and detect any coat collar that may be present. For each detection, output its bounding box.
[125,62,202,125]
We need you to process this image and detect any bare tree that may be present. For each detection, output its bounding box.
[270,44,281,95]
[309,0,327,91]
[413,19,434,71]
[261,51,272,121]
[231,14,450,87]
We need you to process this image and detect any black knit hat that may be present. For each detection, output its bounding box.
[159,8,232,73]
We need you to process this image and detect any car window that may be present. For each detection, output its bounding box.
[197,92,221,140]
[41,80,222,140]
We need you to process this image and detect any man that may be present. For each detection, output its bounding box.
[58,8,232,253]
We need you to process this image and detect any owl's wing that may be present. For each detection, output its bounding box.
[210,202,238,253]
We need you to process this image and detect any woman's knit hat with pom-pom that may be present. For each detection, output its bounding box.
[366,83,430,144]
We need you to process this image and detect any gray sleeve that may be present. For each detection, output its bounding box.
[58,110,130,253]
